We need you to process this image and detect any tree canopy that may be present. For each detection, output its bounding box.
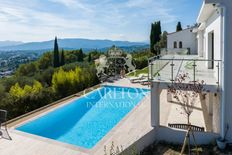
[9,81,42,98]
[0,47,99,119]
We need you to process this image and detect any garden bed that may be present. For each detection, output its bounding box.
[140,141,232,155]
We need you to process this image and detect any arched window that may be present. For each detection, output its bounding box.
[174,42,177,48]
[179,41,183,48]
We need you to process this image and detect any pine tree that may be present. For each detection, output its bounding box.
[78,48,84,62]
[176,22,183,32]
[53,37,60,67]
[60,49,65,66]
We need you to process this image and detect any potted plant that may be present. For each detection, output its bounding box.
[216,124,229,150]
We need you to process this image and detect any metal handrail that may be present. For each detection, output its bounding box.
[148,54,163,63]
[150,57,222,62]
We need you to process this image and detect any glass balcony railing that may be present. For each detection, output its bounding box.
[148,54,222,88]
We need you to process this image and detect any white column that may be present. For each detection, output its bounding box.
[198,31,204,57]
[151,82,161,127]
[206,93,213,115]
[213,93,220,133]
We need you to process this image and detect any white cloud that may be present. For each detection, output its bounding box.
[126,0,153,8]
[0,0,182,42]
[48,0,92,12]
[0,1,95,41]
[49,0,77,7]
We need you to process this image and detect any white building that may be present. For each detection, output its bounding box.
[167,28,197,54]
[149,0,232,144]
[197,0,232,142]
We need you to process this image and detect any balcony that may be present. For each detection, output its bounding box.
[148,54,222,92]
[149,53,222,134]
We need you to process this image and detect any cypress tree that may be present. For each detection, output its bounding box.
[60,49,65,66]
[158,21,162,41]
[78,48,84,62]
[53,37,60,67]
[150,23,155,54]
[154,21,161,44]
[176,22,182,32]
[88,53,92,62]
[150,21,162,55]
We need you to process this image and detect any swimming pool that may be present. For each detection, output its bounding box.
[16,86,149,149]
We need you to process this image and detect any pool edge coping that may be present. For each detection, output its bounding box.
[89,92,151,154]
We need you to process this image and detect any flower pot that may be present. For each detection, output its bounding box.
[216,138,227,150]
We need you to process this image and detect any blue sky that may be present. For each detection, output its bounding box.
[0,0,202,42]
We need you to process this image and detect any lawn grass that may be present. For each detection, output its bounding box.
[127,67,148,77]
[184,61,194,70]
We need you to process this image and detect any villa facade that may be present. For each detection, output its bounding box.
[167,28,197,54]
[150,0,232,143]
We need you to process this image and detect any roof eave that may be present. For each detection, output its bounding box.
[197,0,206,23]
[197,0,220,23]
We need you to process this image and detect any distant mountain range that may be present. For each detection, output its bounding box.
[0,41,23,47]
[0,38,148,52]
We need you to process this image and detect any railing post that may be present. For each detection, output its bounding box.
[151,62,154,80]
[170,59,174,83]
[148,59,150,82]
[193,60,196,84]
[216,61,220,87]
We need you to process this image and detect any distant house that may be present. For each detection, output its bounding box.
[167,27,197,54]
[0,60,8,67]
[0,70,13,77]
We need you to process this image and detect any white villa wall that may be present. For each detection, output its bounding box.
[167,29,197,54]
[198,0,232,142]
[203,11,221,69]
[200,11,222,133]
[200,9,222,87]
[156,126,219,145]
[222,0,232,142]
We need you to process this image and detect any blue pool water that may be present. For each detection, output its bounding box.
[16,86,149,149]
